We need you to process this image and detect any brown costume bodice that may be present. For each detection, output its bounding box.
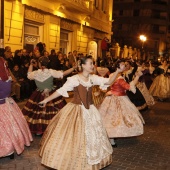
[71,84,94,109]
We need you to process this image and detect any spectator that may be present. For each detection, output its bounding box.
[19,60,32,99]
[33,49,41,59]
[11,65,22,101]
[48,49,58,70]
[68,50,77,67]
[101,37,109,59]
[4,50,14,71]
[21,49,29,65]
[13,49,22,68]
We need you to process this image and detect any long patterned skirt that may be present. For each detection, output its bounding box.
[149,74,170,99]
[0,98,33,157]
[137,82,155,106]
[99,95,144,138]
[39,103,113,170]
[22,89,67,134]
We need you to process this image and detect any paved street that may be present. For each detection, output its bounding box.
[0,98,170,170]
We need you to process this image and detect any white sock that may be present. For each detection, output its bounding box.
[110,138,115,145]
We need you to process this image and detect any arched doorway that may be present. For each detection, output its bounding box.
[87,41,97,61]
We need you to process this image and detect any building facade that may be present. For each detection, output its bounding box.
[2,0,113,60]
[113,0,170,57]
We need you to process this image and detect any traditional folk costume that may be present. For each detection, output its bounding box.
[124,62,147,110]
[139,67,155,90]
[136,67,155,106]
[92,67,110,107]
[98,76,144,138]
[22,69,67,134]
[149,65,170,100]
[0,58,32,158]
[39,74,113,170]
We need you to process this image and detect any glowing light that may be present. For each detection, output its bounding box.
[139,35,147,42]
[139,35,147,49]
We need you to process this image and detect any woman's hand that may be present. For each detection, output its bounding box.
[38,100,47,108]
[106,91,112,96]
[19,78,24,82]
[30,59,36,65]
[116,67,124,73]
[72,62,78,69]
[135,70,143,77]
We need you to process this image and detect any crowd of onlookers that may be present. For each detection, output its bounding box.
[1,43,84,101]
[0,41,169,102]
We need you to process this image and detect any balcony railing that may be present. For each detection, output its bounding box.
[152,0,167,5]
[67,0,90,9]
[151,16,167,20]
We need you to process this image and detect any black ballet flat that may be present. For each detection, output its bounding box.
[112,144,117,148]
[34,133,43,137]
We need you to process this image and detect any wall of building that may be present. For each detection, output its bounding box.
[4,0,24,51]
[49,16,60,51]
[3,0,113,58]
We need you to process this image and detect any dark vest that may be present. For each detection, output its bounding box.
[71,84,93,109]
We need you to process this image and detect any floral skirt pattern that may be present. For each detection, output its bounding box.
[137,82,155,106]
[0,98,33,157]
[99,95,144,138]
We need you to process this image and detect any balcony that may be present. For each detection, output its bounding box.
[48,0,92,15]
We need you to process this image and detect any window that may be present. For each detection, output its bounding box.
[94,0,99,9]
[25,25,39,35]
[119,10,123,16]
[168,26,170,33]
[152,25,159,33]
[24,23,42,52]
[133,10,140,16]
[101,0,106,12]
[118,24,122,29]
[154,41,158,48]
[60,30,69,54]
[134,0,140,2]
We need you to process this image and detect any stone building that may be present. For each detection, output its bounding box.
[1,0,113,60]
[113,0,170,57]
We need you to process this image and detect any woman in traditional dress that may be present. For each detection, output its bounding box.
[38,55,122,170]
[99,59,145,147]
[93,60,110,107]
[149,60,170,101]
[124,59,147,110]
[136,61,155,106]
[22,56,76,135]
[0,57,33,159]
[139,61,155,90]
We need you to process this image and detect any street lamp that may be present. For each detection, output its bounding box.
[139,35,147,49]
